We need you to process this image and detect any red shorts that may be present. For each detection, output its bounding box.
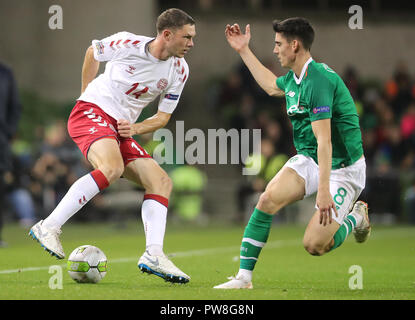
[67,100,151,165]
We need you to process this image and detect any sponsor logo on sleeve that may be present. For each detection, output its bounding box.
[313,106,330,114]
[165,93,179,101]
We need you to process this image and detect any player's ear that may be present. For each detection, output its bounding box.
[292,39,300,53]
[162,29,173,41]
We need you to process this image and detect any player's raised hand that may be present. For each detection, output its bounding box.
[117,119,133,138]
[225,23,251,53]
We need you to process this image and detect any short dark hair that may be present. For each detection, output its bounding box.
[272,17,314,51]
[156,8,195,33]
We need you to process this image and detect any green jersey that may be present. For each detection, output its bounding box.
[276,58,363,169]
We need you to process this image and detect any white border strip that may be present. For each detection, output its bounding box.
[242,237,266,248]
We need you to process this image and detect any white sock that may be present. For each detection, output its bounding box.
[147,244,164,256]
[141,199,167,256]
[237,269,253,281]
[43,173,100,229]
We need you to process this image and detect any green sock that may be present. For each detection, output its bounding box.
[240,208,273,271]
[331,215,357,251]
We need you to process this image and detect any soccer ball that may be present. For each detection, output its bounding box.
[67,245,107,283]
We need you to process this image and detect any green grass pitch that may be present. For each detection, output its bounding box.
[0,221,414,300]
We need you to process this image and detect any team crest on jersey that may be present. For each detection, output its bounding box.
[287,104,306,116]
[157,78,168,90]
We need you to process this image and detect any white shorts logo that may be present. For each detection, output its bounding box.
[83,108,108,127]
[89,127,98,134]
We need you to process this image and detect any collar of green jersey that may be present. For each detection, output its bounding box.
[293,57,314,85]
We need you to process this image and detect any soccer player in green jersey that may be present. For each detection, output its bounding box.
[214,17,371,289]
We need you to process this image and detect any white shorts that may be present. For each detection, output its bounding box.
[284,154,366,225]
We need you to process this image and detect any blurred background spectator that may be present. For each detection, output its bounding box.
[0,62,21,247]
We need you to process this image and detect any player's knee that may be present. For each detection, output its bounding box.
[257,191,279,214]
[303,241,326,256]
[99,164,124,184]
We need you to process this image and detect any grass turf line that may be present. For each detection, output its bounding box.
[0,222,414,300]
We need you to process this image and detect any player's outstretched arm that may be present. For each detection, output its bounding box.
[312,119,338,226]
[117,111,171,138]
[225,24,284,97]
[81,46,100,93]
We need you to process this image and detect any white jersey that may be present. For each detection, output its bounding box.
[78,31,189,123]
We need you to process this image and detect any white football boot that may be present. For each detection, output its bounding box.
[213,275,253,289]
[138,251,190,284]
[352,201,371,243]
[28,220,65,259]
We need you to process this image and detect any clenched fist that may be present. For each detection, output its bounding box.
[117,119,134,138]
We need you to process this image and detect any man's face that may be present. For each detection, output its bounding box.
[166,24,196,58]
[273,32,295,68]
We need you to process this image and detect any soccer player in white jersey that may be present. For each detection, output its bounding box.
[29,8,195,284]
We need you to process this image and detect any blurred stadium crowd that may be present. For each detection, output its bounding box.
[208,59,415,224]
[2,59,415,228]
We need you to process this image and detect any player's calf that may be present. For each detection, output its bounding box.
[157,174,173,195]
[142,171,173,197]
